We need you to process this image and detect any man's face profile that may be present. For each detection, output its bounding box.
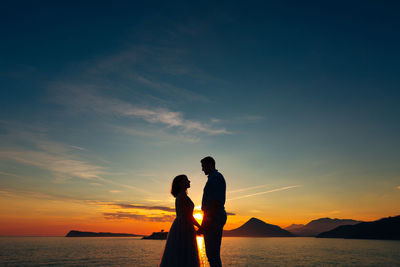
[202,162,211,175]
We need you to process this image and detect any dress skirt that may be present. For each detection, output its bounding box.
[159,216,200,267]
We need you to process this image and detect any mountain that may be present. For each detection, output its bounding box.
[287,218,362,236]
[66,230,140,237]
[285,224,305,231]
[317,215,400,240]
[223,217,294,237]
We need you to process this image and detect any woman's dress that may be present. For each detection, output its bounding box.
[159,193,200,267]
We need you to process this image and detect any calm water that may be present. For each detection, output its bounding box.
[1,236,400,266]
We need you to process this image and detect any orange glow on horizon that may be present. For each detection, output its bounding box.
[1,190,399,236]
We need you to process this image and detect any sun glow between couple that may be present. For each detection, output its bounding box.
[193,207,207,265]
[193,205,204,224]
[193,212,203,223]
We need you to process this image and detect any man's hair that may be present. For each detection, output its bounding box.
[201,156,215,168]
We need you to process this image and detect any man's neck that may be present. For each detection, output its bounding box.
[207,169,217,177]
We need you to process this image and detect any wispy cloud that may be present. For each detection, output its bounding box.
[0,188,87,204]
[113,125,201,144]
[0,150,104,180]
[70,145,87,151]
[101,179,150,194]
[229,184,270,194]
[46,38,232,140]
[133,74,209,103]
[105,202,234,216]
[0,149,150,194]
[90,183,103,187]
[87,44,221,101]
[52,86,229,136]
[0,171,27,179]
[228,185,301,201]
[108,203,175,213]
[0,121,150,194]
[103,211,174,222]
[249,210,262,213]
[0,189,15,197]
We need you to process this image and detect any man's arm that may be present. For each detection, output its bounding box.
[204,199,221,219]
[198,199,221,233]
[198,174,225,233]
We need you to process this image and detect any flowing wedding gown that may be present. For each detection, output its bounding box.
[159,192,200,267]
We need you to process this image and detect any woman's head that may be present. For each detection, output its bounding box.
[171,174,190,197]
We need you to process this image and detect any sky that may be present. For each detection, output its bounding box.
[1,1,400,236]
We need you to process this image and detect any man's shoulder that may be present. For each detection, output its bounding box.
[210,170,225,184]
[210,169,221,176]
[215,170,225,178]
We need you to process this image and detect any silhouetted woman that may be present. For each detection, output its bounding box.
[159,175,201,267]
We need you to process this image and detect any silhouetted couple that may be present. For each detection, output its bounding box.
[159,156,227,267]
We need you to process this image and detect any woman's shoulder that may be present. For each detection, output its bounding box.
[176,192,193,203]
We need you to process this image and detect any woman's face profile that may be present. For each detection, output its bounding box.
[179,177,190,190]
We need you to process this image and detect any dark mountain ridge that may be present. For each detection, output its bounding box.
[285,224,305,231]
[317,215,400,240]
[287,218,362,236]
[224,217,294,237]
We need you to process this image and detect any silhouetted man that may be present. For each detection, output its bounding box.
[198,156,226,267]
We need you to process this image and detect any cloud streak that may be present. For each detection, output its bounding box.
[0,122,150,194]
[229,184,270,194]
[133,74,209,103]
[0,150,104,180]
[228,185,301,201]
[0,149,150,194]
[108,203,175,213]
[0,188,89,204]
[53,86,229,136]
[103,211,174,222]
[107,202,235,216]
[87,44,220,102]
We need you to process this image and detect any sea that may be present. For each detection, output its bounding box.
[1,236,400,266]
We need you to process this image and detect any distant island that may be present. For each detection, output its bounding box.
[66,230,141,237]
[285,218,362,237]
[317,215,400,240]
[142,230,168,240]
[224,217,294,237]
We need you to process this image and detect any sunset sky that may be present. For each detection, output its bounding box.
[1,1,400,236]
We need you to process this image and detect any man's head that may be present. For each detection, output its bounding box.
[201,156,216,175]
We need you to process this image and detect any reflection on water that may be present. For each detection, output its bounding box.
[1,237,400,266]
[197,235,209,267]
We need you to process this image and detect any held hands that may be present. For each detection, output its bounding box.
[196,214,214,235]
[196,226,204,235]
[196,218,211,235]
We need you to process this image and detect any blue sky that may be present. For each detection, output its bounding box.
[1,1,400,234]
